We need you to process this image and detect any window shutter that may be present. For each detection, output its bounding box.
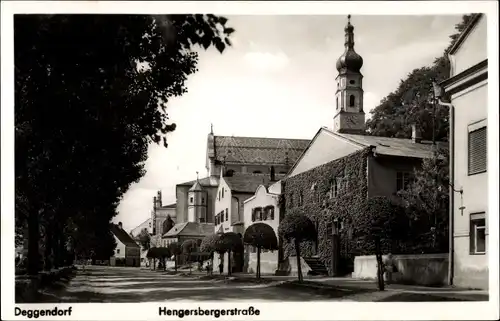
[468,127,487,175]
[251,209,255,222]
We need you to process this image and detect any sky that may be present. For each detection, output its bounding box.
[115,14,462,232]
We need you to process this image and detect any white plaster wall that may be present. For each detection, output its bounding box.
[243,185,280,239]
[452,16,487,76]
[289,129,361,177]
[451,80,488,289]
[215,179,232,233]
[113,235,126,258]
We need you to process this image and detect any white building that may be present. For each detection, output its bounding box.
[441,13,488,290]
[242,181,283,274]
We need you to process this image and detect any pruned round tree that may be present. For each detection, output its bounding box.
[200,234,220,274]
[278,213,316,282]
[243,223,278,279]
[181,239,198,273]
[168,242,182,272]
[214,232,243,276]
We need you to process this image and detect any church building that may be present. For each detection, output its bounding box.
[174,129,310,226]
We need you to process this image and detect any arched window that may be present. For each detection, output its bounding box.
[349,95,355,107]
[336,97,340,110]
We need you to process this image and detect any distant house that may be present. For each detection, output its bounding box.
[110,222,141,267]
[161,222,213,247]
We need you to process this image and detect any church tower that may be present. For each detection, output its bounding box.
[187,173,208,223]
[333,15,365,134]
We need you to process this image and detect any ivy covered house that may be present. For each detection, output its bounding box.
[280,15,448,276]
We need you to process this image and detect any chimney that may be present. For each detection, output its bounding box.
[118,222,123,229]
[412,124,422,143]
[157,190,162,207]
[270,166,276,181]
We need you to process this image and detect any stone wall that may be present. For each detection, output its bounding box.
[353,253,448,286]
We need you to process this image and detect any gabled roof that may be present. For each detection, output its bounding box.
[189,180,204,192]
[213,135,310,166]
[288,127,447,176]
[162,222,214,238]
[178,176,220,187]
[223,172,285,194]
[449,14,484,55]
[110,223,140,248]
[336,132,447,159]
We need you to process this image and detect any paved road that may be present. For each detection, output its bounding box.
[38,266,354,303]
[38,266,488,303]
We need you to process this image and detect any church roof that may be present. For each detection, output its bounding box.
[213,135,310,166]
[110,223,140,248]
[223,173,283,194]
[178,176,220,187]
[162,222,214,238]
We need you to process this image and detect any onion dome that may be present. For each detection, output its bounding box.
[336,15,364,73]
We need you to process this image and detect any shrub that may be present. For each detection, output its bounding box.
[168,242,181,272]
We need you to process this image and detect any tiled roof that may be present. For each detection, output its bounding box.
[224,172,284,194]
[213,136,310,166]
[337,132,448,159]
[110,223,140,248]
[162,222,214,238]
[178,176,220,187]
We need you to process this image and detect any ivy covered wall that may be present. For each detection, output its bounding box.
[282,148,370,275]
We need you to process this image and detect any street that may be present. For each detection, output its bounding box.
[37,266,489,303]
[38,266,350,302]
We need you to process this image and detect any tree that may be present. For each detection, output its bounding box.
[214,232,243,276]
[243,223,278,279]
[200,234,220,275]
[168,242,182,272]
[137,228,151,251]
[162,215,175,235]
[15,14,234,275]
[398,147,449,252]
[278,213,316,282]
[181,239,198,274]
[365,14,475,141]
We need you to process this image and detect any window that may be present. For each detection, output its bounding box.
[116,249,120,254]
[265,206,274,220]
[221,211,224,222]
[262,208,268,220]
[349,95,355,107]
[200,212,206,223]
[218,191,221,200]
[225,208,228,221]
[216,214,219,225]
[251,209,256,222]
[470,213,486,254]
[190,197,193,204]
[396,172,413,191]
[202,197,205,204]
[336,97,339,110]
[222,188,224,198]
[298,192,303,206]
[254,207,262,221]
[349,80,355,85]
[468,127,487,175]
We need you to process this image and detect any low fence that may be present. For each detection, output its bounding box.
[353,253,448,286]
